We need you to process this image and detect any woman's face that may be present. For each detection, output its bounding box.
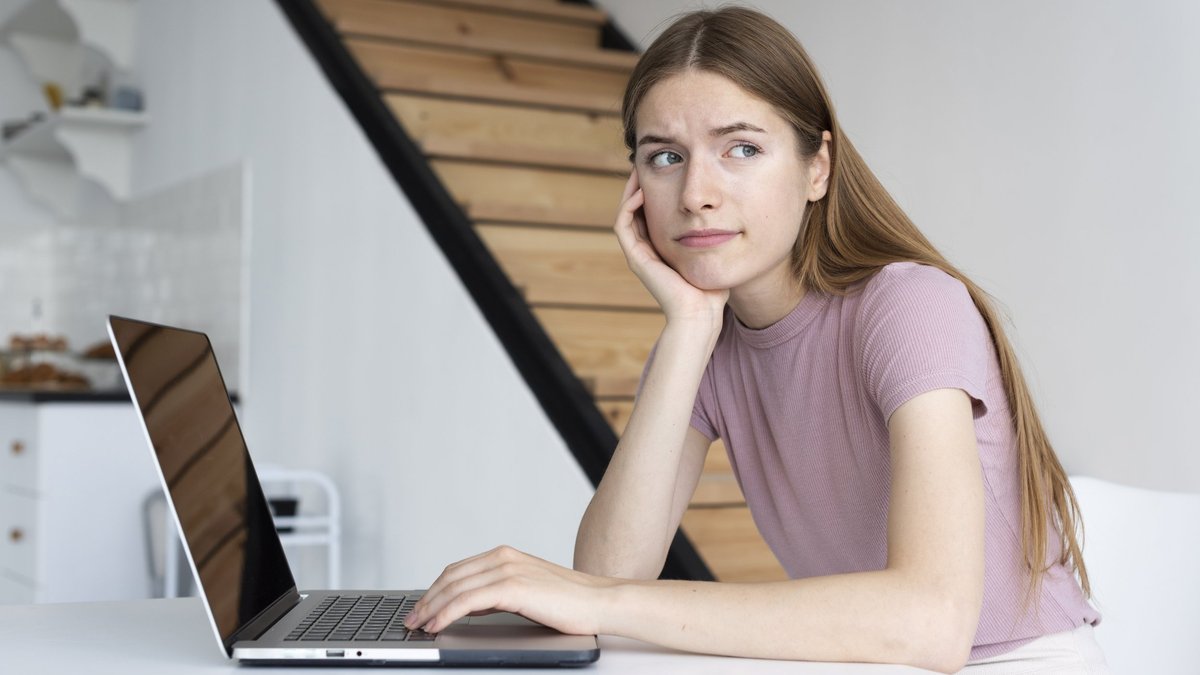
[634,70,827,296]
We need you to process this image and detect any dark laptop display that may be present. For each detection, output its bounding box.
[109,317,299,651]
[109,316,599,666]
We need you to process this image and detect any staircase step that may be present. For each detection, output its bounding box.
[587,376,640,398]
[681,507,789,582]
[595,399,634,433]
[532,307,663,386]
[390,95,628,174]
[348,38,626,114]
[320,0,602,51]
[321,0,637,71]
[476,224,654,309]
[692,473,747,507]
[694,439,742,506]
[432,160,624,228]
[418,0,608,26]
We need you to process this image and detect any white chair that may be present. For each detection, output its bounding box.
[1069,475,1200,674]
[145,465,342,598]
[258,465,342,589]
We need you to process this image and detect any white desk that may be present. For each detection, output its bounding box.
[0,598,935,673]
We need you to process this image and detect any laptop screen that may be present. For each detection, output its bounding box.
[109,316,297,649]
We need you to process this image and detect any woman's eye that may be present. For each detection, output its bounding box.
[649,151,682,167]
[730,144,760,159]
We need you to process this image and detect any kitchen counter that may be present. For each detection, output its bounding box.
[0,388,131,403]
[0,388,237,403]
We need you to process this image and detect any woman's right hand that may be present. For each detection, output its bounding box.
[613,170,730,331]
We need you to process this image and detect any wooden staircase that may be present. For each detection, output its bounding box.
[302,0,787,583]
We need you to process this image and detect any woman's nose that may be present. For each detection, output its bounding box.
[680,157,722,214]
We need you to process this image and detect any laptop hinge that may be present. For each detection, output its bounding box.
[224,587,303,654]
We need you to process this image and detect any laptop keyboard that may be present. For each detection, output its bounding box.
[284,594,437,642]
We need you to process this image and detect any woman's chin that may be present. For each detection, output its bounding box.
[677,268,736,292]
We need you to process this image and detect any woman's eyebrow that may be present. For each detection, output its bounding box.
[710,122,766,137]
[635,134,674,148]
[633,123,763,151]
[636,122,767,149]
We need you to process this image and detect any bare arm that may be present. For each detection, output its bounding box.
[407,388,984,673]
[574,325,716,579]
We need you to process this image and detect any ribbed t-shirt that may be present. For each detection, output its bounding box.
[666,262,1099,660]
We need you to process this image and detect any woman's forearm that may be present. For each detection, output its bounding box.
[597,570,977,674]
[574,321,720,579]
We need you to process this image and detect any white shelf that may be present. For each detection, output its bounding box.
[59,105,146,127]
[0,106,147,216]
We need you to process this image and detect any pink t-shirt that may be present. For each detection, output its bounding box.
[673,262,1098,659]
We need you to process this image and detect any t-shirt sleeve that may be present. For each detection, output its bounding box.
[635,340,720,442]
[857,264,995,424]
[688,369,719,442]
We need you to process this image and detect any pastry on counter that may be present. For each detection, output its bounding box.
[0,362,89,390]
[9,333,69,352]
[82,340,116,360]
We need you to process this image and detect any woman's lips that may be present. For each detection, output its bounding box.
[676,230,740,249]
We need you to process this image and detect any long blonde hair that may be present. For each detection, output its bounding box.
[622,6,1089,601]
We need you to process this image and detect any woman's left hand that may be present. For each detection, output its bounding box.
[403,545,619,635]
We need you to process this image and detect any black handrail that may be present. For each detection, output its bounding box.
[272,0,712,582]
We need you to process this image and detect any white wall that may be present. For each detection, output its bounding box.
[0,2,82,345]
[600,0,1200,493]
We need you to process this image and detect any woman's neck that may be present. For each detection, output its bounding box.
[727,275,806,330]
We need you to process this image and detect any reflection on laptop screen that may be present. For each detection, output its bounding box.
[110,317,295,644]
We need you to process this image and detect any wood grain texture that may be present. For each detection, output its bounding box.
[389,95,629,173]
[348,38,626,114]
[532,307,663,386]
[476,224,654,309]
[414,0,607,25]
[322,1,636,72]
[320,0,601,51]
[433,160,625,228]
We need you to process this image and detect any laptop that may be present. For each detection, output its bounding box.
[107,315,600,666]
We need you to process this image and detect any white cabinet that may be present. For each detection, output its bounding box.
[0,398,160,604]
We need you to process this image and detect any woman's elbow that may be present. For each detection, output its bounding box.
[917,641,972,674]
[908,595,978,673]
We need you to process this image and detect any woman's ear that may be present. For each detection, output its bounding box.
[807,130,833,202]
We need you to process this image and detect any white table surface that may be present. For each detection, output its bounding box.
[0,598,935,673]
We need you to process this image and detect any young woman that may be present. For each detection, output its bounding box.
[404,7,1106,673]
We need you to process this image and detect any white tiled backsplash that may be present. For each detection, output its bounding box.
[1,162,246,387]
[0,227,54,339]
